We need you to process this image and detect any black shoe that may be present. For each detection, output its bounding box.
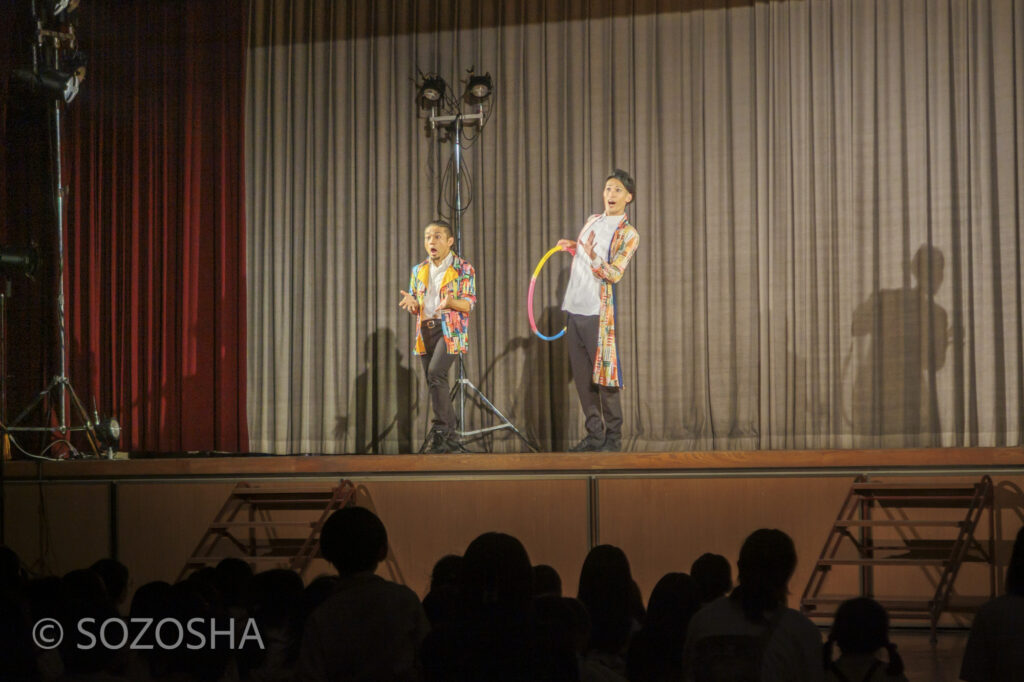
[425,428,447,454]
[601,436,622,452]
[442,434,468,454]
[569,435,605,452]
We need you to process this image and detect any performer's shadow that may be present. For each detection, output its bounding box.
[849,245,956,444]
[337,328,418,454]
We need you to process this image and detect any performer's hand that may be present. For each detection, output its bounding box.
[581,231,597,259]
[399,290,418,314]
[557,239,576,252]
[437,294,452,310]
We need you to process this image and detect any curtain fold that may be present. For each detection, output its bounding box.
[63,0,249,452]
[246,0,1024,454]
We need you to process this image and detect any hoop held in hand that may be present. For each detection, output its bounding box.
[528,244,571,341]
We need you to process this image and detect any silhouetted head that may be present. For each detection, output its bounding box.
[63,568,110,609]
[830,597,890,654]
[300,575,339,626]
[459,532,533,611]
[532,564,562,597]
[578,544,634,654]
[250,568,304,629]
[320,506,389,575]
[825,597,904,676]
[644,572,702,641]
[0,591,36,680]
[129,581,172,620]
[1008,525,1024,596]
[732,529,797,622]
[429,554,464,591]
[0,545,24,593]
[911,245,944,291]
[90,558,130,607]
[690,553,732,603]
[61,569,119,675]
[578,545,632,604]
[214,558,254,609]
[162,580,231,681]
[534,595,591,656]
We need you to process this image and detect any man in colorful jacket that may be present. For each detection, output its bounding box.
[400,220,477,453]
[557,169,640,452]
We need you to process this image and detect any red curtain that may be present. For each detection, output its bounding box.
[64,0,248,452]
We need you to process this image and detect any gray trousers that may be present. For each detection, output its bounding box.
[567,313,622,439]
[419,321,458,435]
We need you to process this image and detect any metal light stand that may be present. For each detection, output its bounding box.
[3,26,102,459]
[428,107,536,452]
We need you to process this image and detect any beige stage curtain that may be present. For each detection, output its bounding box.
[245,0,1024,454]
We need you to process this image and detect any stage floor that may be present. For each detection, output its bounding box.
[4,446,1023,481]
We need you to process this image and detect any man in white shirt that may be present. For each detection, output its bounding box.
[557,170,640,452]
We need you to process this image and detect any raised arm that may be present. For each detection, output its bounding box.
[591,226,639,283]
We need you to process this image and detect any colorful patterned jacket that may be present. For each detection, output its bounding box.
[409,253,477,355]
[576,214,640,387]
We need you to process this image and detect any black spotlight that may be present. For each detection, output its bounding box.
[464,72,492,104]
[12,66,80,103]
[419,74,447,109]
[0,246,39,278]
[42,0,72,15]
[95,415,121,451]
[41,0,79,20]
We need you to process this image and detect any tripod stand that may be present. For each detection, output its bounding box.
[429,110,536,452]
[2,54,103,458]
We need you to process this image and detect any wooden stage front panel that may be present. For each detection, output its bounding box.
[2,447,1022,620]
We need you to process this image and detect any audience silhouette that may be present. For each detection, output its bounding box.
[690,553,732,605]
[294,506,428,681]
[577,544,637,680]
[533,563,563,598]
[421,531,577,681]
[0,523,1017,681]
[683,528,824,682]
[960,524,1024,682]
[627,572,702,682]
[824,597,907,681]
[421,553,464,627]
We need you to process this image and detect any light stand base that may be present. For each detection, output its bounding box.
[449,356,538,452]
[450,377,537,449]
[4,374,103,459]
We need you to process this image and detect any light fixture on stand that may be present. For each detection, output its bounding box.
[415,69,536,453]
[463,72,492,104]
[418,73,447,108]
[3,0,114,460]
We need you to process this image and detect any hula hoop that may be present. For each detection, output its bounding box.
[528,244,572,341]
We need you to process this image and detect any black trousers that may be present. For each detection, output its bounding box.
[567,313,622,439]
[419,320,458,435]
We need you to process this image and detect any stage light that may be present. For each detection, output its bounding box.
[464,73,492,103]
[43,0,73,15]
[419,75,447,109]
[95,415,121,450]
[12,66,80,103]
[0,247,39,278]
[40,0,80,20]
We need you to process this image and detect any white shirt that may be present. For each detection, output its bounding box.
[682,597,824,682]
[562,214,623,316]
[422,252,454,319]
